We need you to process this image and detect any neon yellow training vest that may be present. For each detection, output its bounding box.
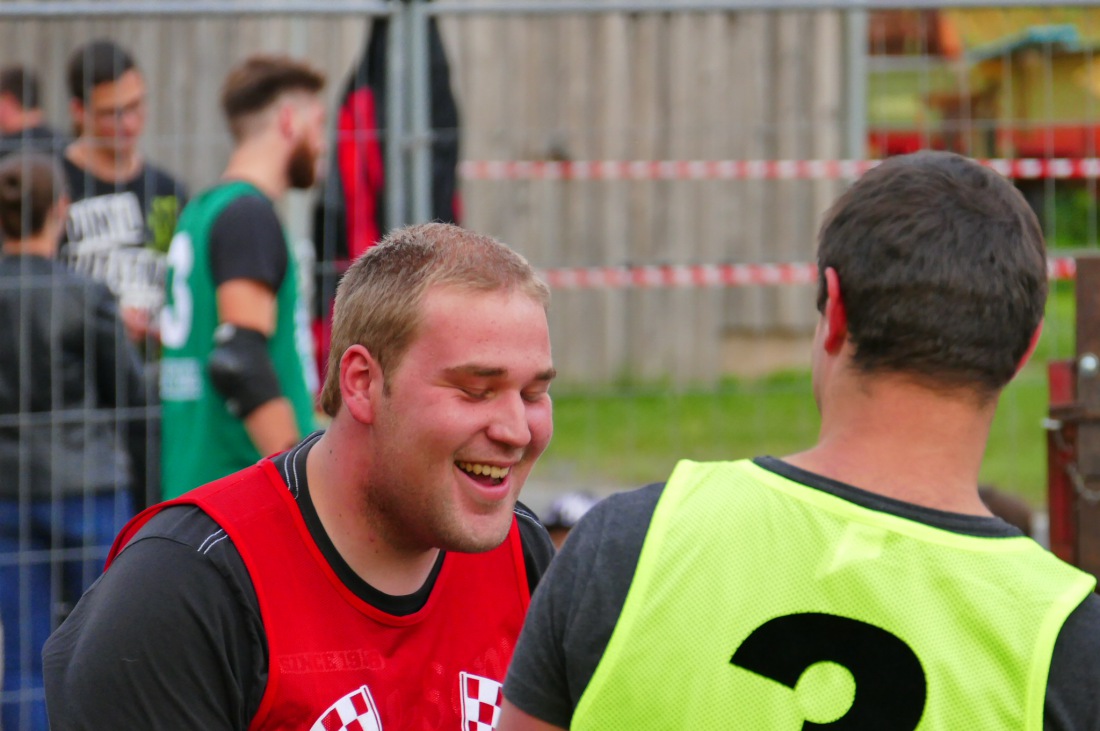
[573,459,1095,730]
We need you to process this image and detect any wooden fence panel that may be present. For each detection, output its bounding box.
[0,6,844,384]
[446,9,843,382]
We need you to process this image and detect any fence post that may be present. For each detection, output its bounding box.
[409,0,433,224]
[1047,357,1077,564]
[384,0,433,229]
[385,0,410,229]
[843,8,867,162]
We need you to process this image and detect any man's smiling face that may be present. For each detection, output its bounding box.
[362,284,555,554]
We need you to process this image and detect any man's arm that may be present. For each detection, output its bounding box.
[208,195,298,457]
[502,484,663,729]
[43,508,264,730]
[216,278,299,456]
[1045,591,1100,727]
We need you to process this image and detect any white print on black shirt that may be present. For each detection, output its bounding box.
[62,191,166,312]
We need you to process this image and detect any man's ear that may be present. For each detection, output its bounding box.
[822,266,848,354]
[276,102,298,142]
[1015,319,1043,377]
[339,344,383,424]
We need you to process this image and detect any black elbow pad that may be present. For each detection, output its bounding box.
[207,324,282,418]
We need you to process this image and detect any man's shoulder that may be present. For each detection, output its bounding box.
[0,255,113,299]
[30,124,68,148]
[1046,591,1100,726]
[193,182,276,222]
[552,483,665,568]
[215,185,278,216]
[1058,590,1100,653]
[516,487,664,552]
[61,152,104,198]
[63,154,187,196]
[44,501,266,729]
[581,483,664,536]
[0,124,68,156]
[138,160,188,194]
[119,502,259,596]
[131,503,235,554]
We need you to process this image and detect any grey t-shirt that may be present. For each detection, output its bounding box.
[504,458,1100,729]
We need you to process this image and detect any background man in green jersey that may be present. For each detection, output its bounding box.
[159,55,325,499]
[500,151,1100,729]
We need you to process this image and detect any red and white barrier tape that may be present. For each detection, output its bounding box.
[537,256,1077,290]
[461,158,1100,181]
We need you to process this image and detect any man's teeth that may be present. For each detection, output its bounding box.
[458,462,510,480]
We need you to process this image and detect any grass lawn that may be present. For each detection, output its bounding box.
[536,281,1077,508]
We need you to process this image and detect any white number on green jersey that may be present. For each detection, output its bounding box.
[161,231,194,348]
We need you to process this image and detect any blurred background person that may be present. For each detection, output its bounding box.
[62,38,188,509]
[62,39,187,349]
[542,491,600,550]
[0,153,147,731]
[159,55,324,499]
[0,65,68,160]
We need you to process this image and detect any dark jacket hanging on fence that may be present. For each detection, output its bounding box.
[311,12,461,379]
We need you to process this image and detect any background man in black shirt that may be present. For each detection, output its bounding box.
[62,39,187,348]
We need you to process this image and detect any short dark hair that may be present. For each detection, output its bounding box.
[0,153,67,239]
[816,151,1046,396]
[67,40,136,101]
[220,54,325,140]
[0,65,40,109]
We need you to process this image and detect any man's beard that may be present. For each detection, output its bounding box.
[287,137,318,189]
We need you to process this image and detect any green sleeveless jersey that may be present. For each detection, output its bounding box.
[159,181,316,499]
[573,459,1095,730]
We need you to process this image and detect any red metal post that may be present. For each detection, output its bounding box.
[1071,256,1100,578]
[1047,359,1077,564]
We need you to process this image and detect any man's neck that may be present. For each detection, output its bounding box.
[222,141,288,202]
[66,138,141,183]
[306,429,441,596]
[2,231,56,258]
[784,373,997,516]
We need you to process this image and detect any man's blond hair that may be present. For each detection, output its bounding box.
[320,222,550,416]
